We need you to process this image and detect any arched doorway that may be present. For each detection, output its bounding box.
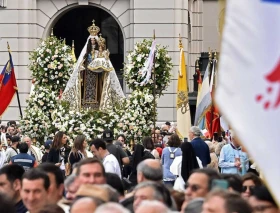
[53,6,124,88]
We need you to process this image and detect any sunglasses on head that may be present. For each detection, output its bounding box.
[185,183,201,192]
[242,185,255,192]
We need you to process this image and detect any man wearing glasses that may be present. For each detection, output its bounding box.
[182,168,220,209]
[249,186,279,213]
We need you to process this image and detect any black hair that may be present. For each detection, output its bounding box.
[0,192,16,213]
[19,142,29,153]
[22,169,50,190]
[242,172,262,186]
[142,137,154,150]
[38,204,64,213]
[105,172,125,196]
[90,138,106,150]
[222,174,243,193]
[251,186,277,207]
[116,134,126,141]
[7,121,16,127]
[191,168,221,190]
[83,38,99,67]
[11,136,20,143]
[0,164,25,183]
[38,163,64,186]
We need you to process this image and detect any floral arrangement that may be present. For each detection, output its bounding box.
[52,102,114,142]
[21,35,74,141]
[113,89,156,142]
[22,37,173,144]
[124,39,173,97]
[28,36,74,91]
[20,86,58,141]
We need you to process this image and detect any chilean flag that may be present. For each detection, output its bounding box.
[0,52,17,116]
[216,0,280,205]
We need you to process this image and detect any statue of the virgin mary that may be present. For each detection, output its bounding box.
[62,20,125,111]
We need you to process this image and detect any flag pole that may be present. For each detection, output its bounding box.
[7,42,23,119]
[153,30,157,138]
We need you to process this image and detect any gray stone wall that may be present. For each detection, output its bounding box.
[0,0,212,123]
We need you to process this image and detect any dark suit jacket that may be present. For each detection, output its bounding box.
[191,137,211,167]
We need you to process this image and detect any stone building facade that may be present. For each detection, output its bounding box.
[0,0,221,123]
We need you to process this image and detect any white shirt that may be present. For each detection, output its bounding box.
[103,154,122,179]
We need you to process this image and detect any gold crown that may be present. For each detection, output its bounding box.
[87,20,100,36]
[97,34,106,48]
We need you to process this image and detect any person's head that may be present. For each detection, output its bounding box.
[189,126,201,140]
[249,186,279,213]
[95,202,131,213]
[52,131,67,150]
[229,130,240,147]
[71,197,100,213]
[133,181,172,211]
[185,168,221,202]
[90,37,96,45]
[142,137,154,150]
[8,125,16,135]
[37,163,64,204]
[64,174,79,201]
[184,198,204,213]
[0,164,25,203]
[105,173,125,197]
[167,134,181,147]
[165,122,171,129]
[11,136,20,148]
[44,140,52,151]
[0,192,16,213]
[6,135,12,146]
[117,134,126,145]
[23,136,32,148]
[151,133,159,144]
[137,159,163,183]
[221,174,242,193]
[21,169,50,213]
[241,172,262,199]
[76,158,106,185]
[19,142,29,154]
[73,135,87,153]
[90,139,107,160]
[102,129,114,143]
[39,204,64,213]
[202,189,253,213]
[135,200,169,213]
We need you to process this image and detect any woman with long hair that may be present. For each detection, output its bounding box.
[47,131,68,174]
[69,135,87,169]
[162,134,182,187]
[142,137,160,160]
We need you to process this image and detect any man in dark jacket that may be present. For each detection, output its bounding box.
[189,126,211,167]
[11,142,37,171]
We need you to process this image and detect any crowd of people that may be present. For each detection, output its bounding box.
[0,121,278,213]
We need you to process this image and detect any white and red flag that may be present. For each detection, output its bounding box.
[216,0,280,204]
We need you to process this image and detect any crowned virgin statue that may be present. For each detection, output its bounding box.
[62,20,125,110]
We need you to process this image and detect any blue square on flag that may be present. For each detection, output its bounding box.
[262,0,280,3]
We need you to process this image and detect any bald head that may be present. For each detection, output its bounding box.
[135,200,169,213]
[137,159,163,183]
[145,159,161,169]
[71,197,100,213]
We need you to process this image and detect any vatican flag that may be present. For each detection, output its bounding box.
[176,40,191,139]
